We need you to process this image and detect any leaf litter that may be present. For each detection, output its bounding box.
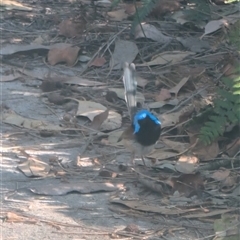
[1,0,240,239]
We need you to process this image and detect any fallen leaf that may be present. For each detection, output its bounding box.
[18,158,50,177]
[136,76,148,88]
[6,212,37,224]
[212,169,230,181]
[89,57,106,67]
[148,99,179,109]
[184,209,236,219]
[101,111,122,131]
[47,46,80,66]
[159,112,181,128]
[0,43,72,55]
[91,109,109,130]
[125,3,141,15]
[2,111,65,131]
[171,10,189,25]
[107,9,128,21]
[107,130,124,146]
[202,19,228,37]
[64,76,105,86]
[109,88,145,104]
[162,138,189,153]
[110,199,195,215]
[1,0,32,11]
[76,101,122,131]
[59,19,86,37]
[78,55,91,62]
[189,135,220,160]
[226,138,240,157]
[147,148,179,160]
[169,172,204,197]
[169,76,190,97]
[177,37,210,53]
[109,40,138,70]
[76,100,106,121]
[135,23,172,43]
[175,155,198,174]
[136,51,194,67]
[1,72,22,82]
[30,182,117,195]
[155,88,171,101]
[150,0,180,18]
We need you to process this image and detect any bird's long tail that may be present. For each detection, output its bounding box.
[123,62,137,121]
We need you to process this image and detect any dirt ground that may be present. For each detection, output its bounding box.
[1,0,240,239]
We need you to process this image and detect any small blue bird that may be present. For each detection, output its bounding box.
[119,62,161,166]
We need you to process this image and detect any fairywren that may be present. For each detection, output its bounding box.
[119,62,161,166]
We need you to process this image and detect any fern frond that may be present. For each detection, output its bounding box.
[199,72,240,145]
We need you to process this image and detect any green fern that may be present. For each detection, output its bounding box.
[131,0,159,31]
[199,73,240,145]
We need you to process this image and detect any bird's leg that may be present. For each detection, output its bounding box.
[141,156,146,166]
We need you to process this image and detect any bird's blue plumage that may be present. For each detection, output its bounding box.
[133,109,161,134]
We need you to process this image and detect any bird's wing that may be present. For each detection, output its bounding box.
[122,62,137,120]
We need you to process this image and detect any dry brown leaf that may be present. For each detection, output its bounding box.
[76,100,122,131]
[189,135,220,160]
[155,88,171,101]
[124,2,142,15]
[47,46,80,66]
[18,158,50,177]
[226,138,240,157]
[135,23,172,43]
[212,169,230,181]
[6,212,37,224]
[107,9,128,21]
[221,175,236,189]
[89,57,106,67]
[101,111,122,131]
[169,172,204,197]
[2,111,65,131]
[1,72,22,82]
[91,109,109,130]
[149,99,179,109]
[110,199,196,215]
[175,155,198,174]
[169,76,190,96]
[162,138,189,153]
[136,76,148,88]
[137,51,194,67]
[159,112,181,128]
[76,100,106,121]
[59,19,86,37]
[110,40,139,70]
[150,0,180,18]
[147,148,179,160]
[183,209,235,219]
